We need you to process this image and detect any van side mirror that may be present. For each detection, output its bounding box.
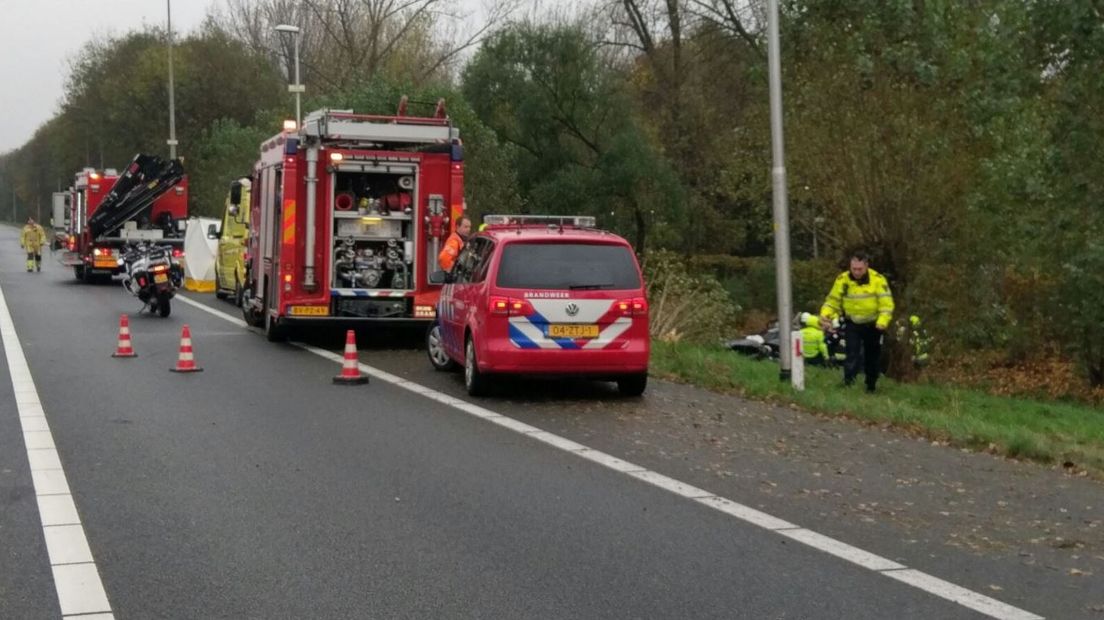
[428,270,452,285]
[207,223,220,240]
[229,181,243,206]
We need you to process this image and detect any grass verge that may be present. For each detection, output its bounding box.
[651,340,1104,477]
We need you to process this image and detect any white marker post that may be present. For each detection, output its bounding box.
[791,330,805,391]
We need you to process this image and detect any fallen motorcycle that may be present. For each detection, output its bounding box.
[726,316,845,365]
[726,321,782,359]
[119,242,183,317]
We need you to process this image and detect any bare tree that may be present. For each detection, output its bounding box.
[212,0,521,90]
[684,0,764,56]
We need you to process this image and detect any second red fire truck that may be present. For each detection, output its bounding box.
[241,100,465,340]
[60,154,189,283]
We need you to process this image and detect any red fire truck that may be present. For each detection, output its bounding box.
[241,100,465,340]
[60,155,189,283]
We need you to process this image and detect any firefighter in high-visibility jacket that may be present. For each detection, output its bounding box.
[798,312,830,366]
[19,218,47,273]
[820,251,894,392]
[438,216,472,272]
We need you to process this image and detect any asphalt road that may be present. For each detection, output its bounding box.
[0,224,1084,618]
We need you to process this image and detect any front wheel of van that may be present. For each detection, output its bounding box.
[214,262,229,299]
[617,373,648,397]
[427,323,458,371]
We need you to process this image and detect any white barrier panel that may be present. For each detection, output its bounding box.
[791,330,805,391]
[183,217,219,292]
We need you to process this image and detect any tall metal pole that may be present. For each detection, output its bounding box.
[293,32,302,128]
[767,0,795,383]
[275,25,304,127]
[166,0,178,159]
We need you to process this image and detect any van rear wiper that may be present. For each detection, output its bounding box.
[568,283,614,290]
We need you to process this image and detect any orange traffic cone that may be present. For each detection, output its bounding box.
[170,324,204,373]
[111,314,138,358]
[333,330,369,385]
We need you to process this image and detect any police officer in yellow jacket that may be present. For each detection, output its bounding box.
[20,218,47,273]
[820,251,894,392]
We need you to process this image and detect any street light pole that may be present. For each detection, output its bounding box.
[275,25,303,127]
[767,0,795,384]
[166,0,178,159]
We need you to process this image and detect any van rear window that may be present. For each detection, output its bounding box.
[496,242,641,290]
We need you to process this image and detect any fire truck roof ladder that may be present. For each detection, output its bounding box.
[301,107,457,148]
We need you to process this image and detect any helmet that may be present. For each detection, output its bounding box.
[803,312,821,328]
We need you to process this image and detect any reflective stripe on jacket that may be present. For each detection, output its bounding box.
[438,232,463,271]
[820,268,895,330]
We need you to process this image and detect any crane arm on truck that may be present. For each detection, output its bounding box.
[87,154,185,240]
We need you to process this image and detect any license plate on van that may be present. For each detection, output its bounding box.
[548,324,599,338]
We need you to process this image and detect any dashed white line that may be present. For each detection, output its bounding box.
[176,293,1044,620]
[0,283,114,619]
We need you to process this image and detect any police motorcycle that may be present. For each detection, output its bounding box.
[118,242,183,317]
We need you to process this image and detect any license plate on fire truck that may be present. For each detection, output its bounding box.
[548,324,599,339]
[288,305,329,316]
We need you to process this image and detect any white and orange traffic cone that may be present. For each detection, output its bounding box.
[333,329,369,385]
[111,314,138,358]
[170,324,203,373]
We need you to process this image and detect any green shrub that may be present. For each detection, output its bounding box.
[688,255,838,324]
[643,251,739,344]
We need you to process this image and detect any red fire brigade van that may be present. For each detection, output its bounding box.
[427,215,650,397]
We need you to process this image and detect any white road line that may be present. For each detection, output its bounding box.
[176,294,1044,620]
[884,569,1045,620]
[0,284,114,619]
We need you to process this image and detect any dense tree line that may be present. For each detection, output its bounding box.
[1,0,1102,392]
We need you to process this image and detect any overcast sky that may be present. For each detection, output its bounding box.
[0,0,217,153]
[0,0,500,154]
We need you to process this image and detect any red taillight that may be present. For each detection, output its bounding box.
[489,296,509,315]
[617,297,649,317]
[489,296,533,316]
[172,248,184,258]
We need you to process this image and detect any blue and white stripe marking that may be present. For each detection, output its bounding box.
[509,299,633,350]
[331,289,409,298]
